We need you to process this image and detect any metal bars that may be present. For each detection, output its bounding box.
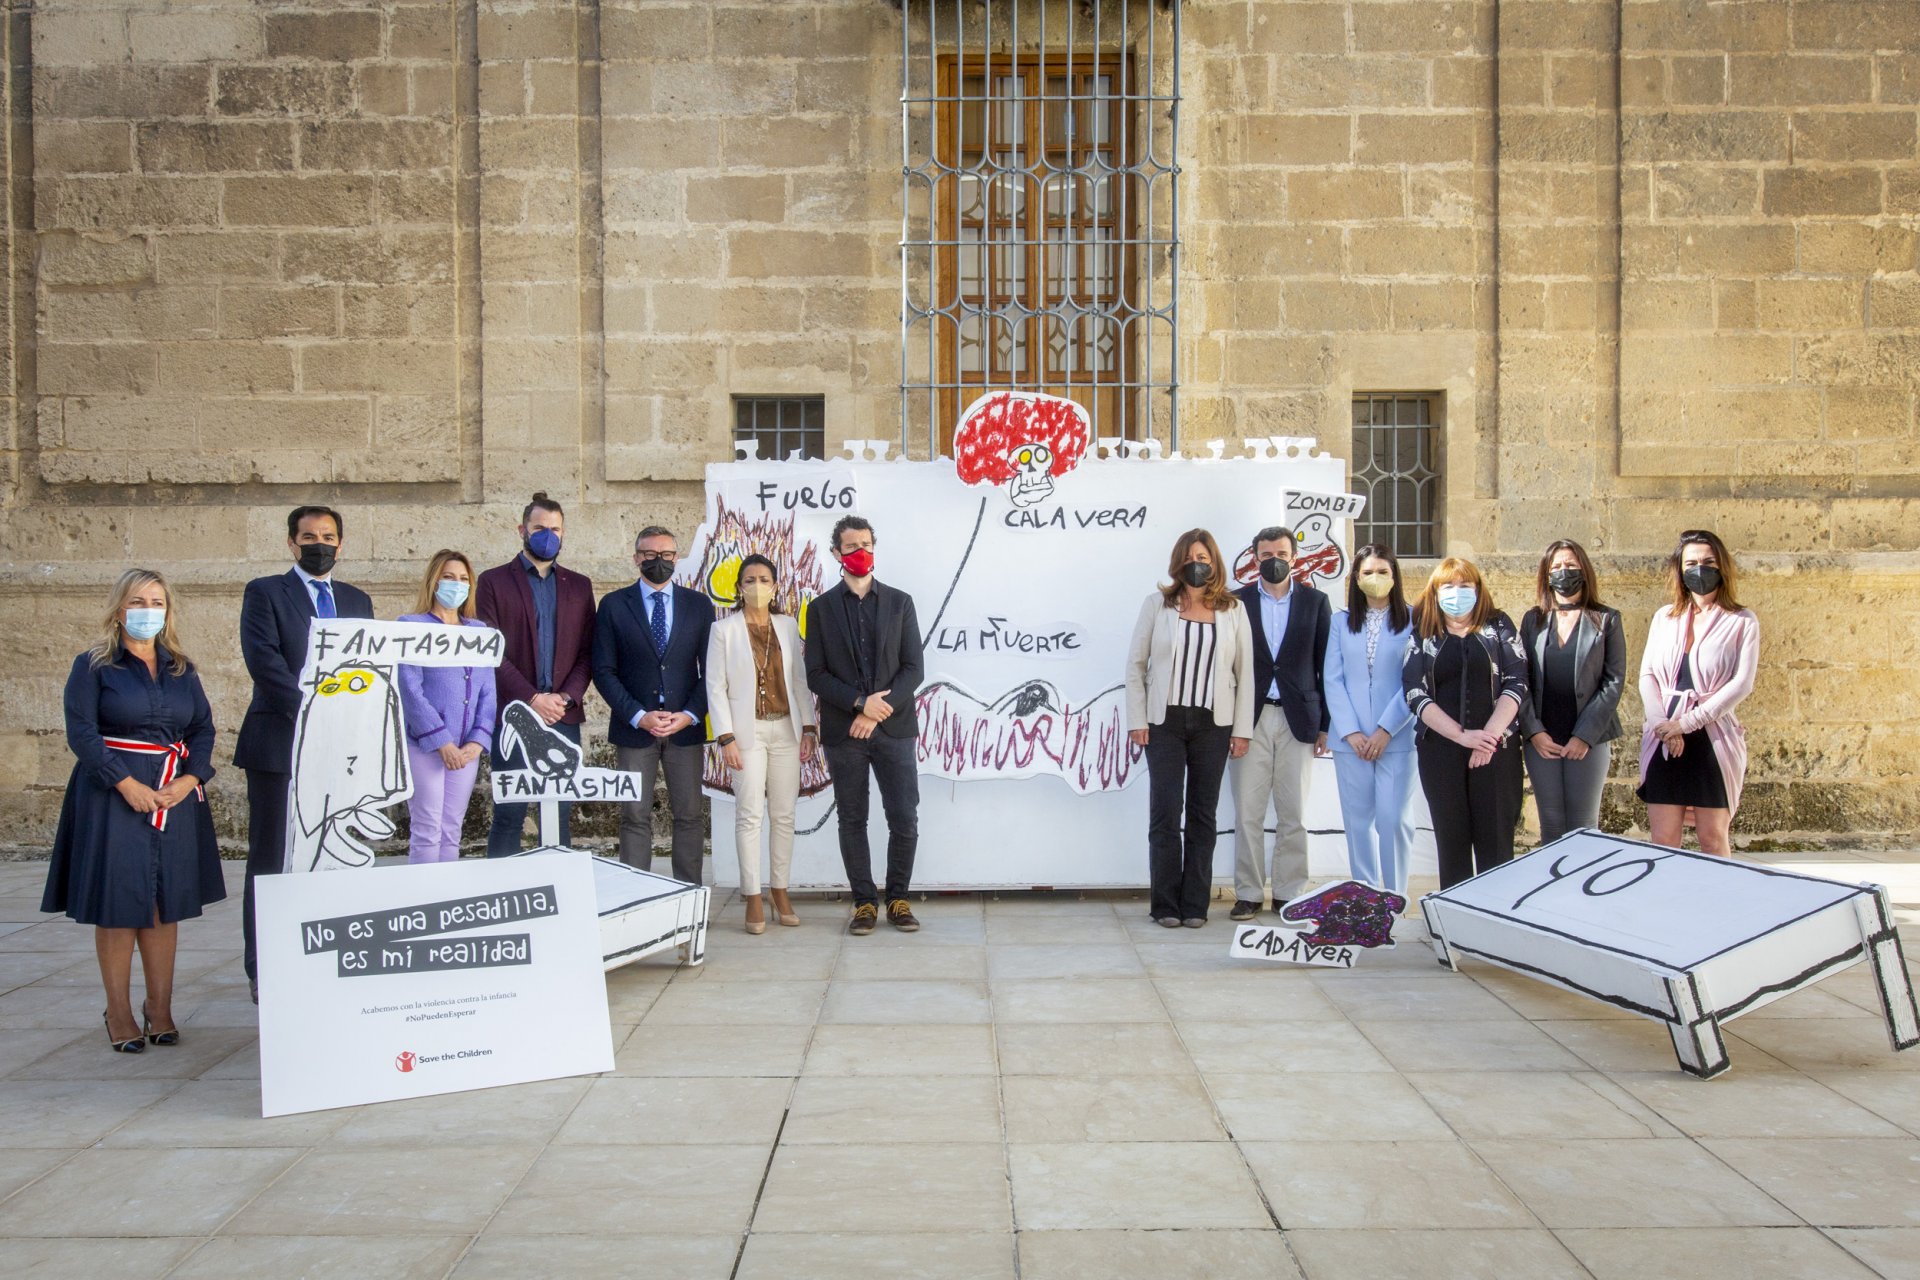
[1351,393,1442,557]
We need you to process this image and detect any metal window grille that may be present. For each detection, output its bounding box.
[734,396,826,461]
[900,0,1181,457]
[1351,394,1441,558]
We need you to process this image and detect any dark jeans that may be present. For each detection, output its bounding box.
[487,719,580,856]
[1144,705,1232,920]
[1418,734,1524,889]
[242,768,288,981]
[824,732,919,906]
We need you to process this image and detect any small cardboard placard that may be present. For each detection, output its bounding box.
[256,852,613,1116]
[1231,924,1359,968]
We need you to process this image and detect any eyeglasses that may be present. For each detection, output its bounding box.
[636,550,677,562]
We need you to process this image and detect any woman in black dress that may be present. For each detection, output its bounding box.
[42,569,225,1053]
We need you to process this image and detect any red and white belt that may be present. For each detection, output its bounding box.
[104,738,201,831]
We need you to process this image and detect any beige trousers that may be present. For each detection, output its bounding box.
[733,715,800,895]
[1230,704,1315,904]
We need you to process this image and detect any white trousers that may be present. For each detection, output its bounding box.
[733,716,799,895]
[1231,704,1316,904]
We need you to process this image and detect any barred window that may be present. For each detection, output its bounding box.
[901,1,1180,456]
[734,396,825,462]
[1351,394,1441,558]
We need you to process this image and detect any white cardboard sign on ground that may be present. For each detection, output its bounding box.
[1231,925,1359,967]
[255,851,613,1116]
[1421,829,1920,1077]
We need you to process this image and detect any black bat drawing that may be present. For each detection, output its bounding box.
[496,701,584,780]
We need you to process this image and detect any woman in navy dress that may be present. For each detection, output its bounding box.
[42,569,225,1053]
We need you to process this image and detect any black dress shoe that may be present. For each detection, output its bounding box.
[1229,900,1260,922]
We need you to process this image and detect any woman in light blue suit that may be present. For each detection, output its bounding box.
[1323,545,1418,896]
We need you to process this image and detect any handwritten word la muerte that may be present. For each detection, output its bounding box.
[932,616,1085,657]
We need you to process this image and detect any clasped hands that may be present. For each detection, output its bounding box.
[639,709,695,739]
[850,689,896,740]
[115,774,201,815]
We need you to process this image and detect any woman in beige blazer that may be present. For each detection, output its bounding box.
[708,555,816,933]
[1125,528,1255,928]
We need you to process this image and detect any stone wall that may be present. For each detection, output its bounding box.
[1,0,1914,847]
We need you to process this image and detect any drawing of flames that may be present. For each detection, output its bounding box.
[914,679,1141,794]
[689,496,835,798]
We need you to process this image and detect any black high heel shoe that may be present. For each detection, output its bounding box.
[141,1001,179,1047]
[103,1011,145,1055]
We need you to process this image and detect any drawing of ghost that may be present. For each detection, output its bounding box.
[497,700,585,780]
[1280,880,1406,948]
[1289,514,1346,587]
[953,391,1090,508]
[288,663,409,872]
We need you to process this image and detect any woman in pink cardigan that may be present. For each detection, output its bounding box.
[1636,530,1760,855]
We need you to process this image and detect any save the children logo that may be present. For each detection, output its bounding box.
[394,1050,416,1073]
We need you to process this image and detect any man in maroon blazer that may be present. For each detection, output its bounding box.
[474,492,596,855]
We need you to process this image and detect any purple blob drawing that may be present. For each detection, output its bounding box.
[1280,880,1407,948]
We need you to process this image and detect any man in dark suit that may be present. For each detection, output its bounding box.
[474,492,596,855]
[236,505,375,999]
[592,525,713,883]
[1230,525,1331,920]
[803,515,925,935]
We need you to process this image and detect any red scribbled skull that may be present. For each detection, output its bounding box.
[953,391,1090,508]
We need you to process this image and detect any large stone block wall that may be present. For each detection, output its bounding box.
[0,0,1914,846]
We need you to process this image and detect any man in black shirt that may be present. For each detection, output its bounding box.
[803,516,925,935]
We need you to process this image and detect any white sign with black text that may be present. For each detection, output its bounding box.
[255,851,614,1116]
[1231,924,1359,968]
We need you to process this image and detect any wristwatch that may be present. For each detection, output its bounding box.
[716,733,736,747]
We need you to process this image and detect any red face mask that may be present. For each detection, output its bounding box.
[840,548,875,578]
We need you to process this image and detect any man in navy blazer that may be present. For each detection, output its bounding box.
[473,493,596,855]
[592,525,713,883]
[236,505,375,997]
[1229,525,1331,921]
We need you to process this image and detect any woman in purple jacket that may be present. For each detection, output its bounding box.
[398,550,498,863]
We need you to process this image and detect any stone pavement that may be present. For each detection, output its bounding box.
[0,851,1917,1279]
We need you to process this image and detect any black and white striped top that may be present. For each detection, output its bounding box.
[1170,618,1217,709]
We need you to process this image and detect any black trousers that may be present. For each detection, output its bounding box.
[242,768,288,981]
[1144,705,1232,920]
[824,732,919,906]
[1417,735,1524,889]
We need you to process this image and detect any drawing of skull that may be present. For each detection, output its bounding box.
[953,390,1090,508]
[1008,442,1055,506]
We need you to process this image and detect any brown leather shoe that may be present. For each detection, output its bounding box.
[848,903,879,936]
[886,899,921,932]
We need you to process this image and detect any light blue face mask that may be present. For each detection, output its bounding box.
[435,580,471,610]
[1436,584,1478,618]
[124,608,166,641]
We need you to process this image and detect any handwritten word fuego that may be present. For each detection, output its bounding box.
[337,933,532,978]
[1233,925,1357,967]
[301,887,557,954]
[932,617,1084,656]
[310,625,503,668]
[1003,505,1147,531]
[753,479,856,513]
[491,768,643,803]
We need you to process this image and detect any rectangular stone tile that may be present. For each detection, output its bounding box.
[0,983,122,1028]
[1736,987,1882,1020]
[1136,942,1283,976]
[454,1233,740,1278]
[819,980,991,1025]
[488,1144,769,1235]
[990,978,1169,1025]
[835,944,986,981]
[1610,1071,1906,1139]
[0,923,98,954]
[1018,1228,1300,1279]
[1826,1228,1920,1278]
[101,1080,347,1149]
[1813,1070,1920,1136]
[0,952,88,992]
[803,1024,996,1076]
[1556,1226,1877,1279]
[1178,1021,1394,1074]
[0,1147,300,1237]
[755,1143,1011,1233]
[555,1076,791,1145]
[987,945,1146,981]
[226,1146,537,1236]
[692,942,840,983]
[1537,1019,1791,1074]
[1008,1142,1269,1230]
[0,1240,200,1274]
[1467,970,1638,1020]
[615,1023,812,1077]
[1405,1071,1662,1140]
[1471,1138,1796,1228]
[642,979,826,1026]
[0,1078,179,1146]
[1315,973,1519,1021]
[997,1023,1194,1076]
[986,913,1133,945]
[325,1078,592,1147]
[1354,1018,1588,1072]
[170,1235,473,1279]
[1240,1140,1533,1229]
[738,1231,1016,1279]
[1003,1074,1225,1143]
[1703,1138,1920,1227]
[782,1074,1002,1145]
[0,1148,74,1200]
[1209,1071,1453,1142]
[0,1028,89,1077]
[846,911,987,946]
[1286,1229,1588,1279]
[1726,1017,1920,1073]
[1154,975,1343,1022]
[13,1025,256,1081]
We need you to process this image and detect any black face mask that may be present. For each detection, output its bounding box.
[1181,562,1214,589]
[1259,557,1292,585]
[1547,567,1585,598]
[639,558,675,586]
[296,543,337,577]
[1682,564,1722,596]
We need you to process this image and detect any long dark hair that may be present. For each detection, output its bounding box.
[737,553,783,614]
[1534,539,1607,617]
[1344,544,1410,633]
[1667,528,1742,615]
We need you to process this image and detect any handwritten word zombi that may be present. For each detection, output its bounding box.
[1508,844,1679,912]
[752,480,856,513]
[1004,505,1148,531]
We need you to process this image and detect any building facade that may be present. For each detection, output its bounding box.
[1,0,1916,844]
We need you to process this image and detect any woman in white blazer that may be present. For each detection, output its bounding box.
[707,555,816,934]
[1323,545,1418,897]
[1125,528,1255,928]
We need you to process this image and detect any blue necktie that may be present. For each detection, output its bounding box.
[649,590,668,655]
[314,580,336,619]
